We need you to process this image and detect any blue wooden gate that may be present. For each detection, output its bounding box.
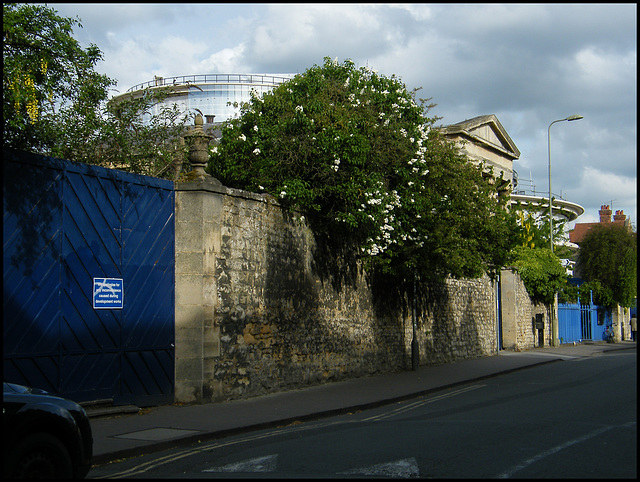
[3,149,175,407]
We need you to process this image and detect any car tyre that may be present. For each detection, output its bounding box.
[5,432,74,479]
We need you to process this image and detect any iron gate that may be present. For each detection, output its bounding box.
[3,149,175,406]
[558,292,607,344]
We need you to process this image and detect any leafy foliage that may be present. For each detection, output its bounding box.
[510,246,568,304]
[209,57,519,283]
[577,224,637,308]
[3,3,191,180]
[49,88,193,179]
[3,3,111,152]
[511,201,570,256]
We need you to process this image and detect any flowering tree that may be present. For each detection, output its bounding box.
[3,3,191,180]
[3,3,112,152]
[209,57,518,283]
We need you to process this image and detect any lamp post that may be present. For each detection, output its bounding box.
[547,114,582,348]
[548,115,583,252]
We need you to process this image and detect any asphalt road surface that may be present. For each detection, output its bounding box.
[89,350,636,478]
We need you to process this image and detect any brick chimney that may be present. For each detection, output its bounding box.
[613,210,626,224]
[599,205,612,223]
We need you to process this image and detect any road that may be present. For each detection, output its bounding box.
[89,350,636,478]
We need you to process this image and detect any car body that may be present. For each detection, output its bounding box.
[2,382,93,478]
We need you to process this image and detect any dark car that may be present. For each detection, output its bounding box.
[3,382,93,478]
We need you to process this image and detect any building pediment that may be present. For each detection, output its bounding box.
[441,114,521,161]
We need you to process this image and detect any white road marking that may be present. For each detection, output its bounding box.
[202,454,278,473]
[497,422,636,478]
[339,457,420,478]
[96,384,484,478]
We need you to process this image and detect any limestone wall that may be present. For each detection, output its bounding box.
[500,269,550,351]
[211,187,406,401]
[413,276,499,365]
[175,178,538,404]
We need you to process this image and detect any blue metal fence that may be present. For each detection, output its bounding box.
[3,149,175,406]
[558,291,609,344]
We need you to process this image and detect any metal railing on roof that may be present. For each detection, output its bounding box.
[513,169,566,200]
[126,73,296,93]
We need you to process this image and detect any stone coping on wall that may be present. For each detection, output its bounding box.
[176,177,278,206]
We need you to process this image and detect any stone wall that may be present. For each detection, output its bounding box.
[412,276,500,365]
[500,269,550,351]
[175,177,541,404]
[175,178,406,403]
[212,186,406,401]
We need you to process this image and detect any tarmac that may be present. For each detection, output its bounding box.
[89,341,636,467]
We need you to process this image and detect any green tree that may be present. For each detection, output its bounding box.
[3,3,191,180]
[577,224,637,308]
[510,245,568,304]
[49,88,192,180]
[3,3,112,152]
[209,57,519,283]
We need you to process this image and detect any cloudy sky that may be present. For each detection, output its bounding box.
[47,3,637,230]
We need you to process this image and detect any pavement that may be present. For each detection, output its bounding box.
[89,340,636,467]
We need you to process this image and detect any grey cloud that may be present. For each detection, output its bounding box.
[34,3,639,229]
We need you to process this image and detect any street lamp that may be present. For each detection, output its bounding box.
[548,115,583,252]
[547,114,582,349]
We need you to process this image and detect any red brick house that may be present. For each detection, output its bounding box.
[569,204,631,244]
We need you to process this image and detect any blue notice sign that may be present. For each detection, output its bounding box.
[93,278,124,309]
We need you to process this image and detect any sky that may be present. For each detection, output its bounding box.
[46,3,637,231]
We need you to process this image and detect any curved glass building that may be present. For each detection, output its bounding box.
[111,73,296,124]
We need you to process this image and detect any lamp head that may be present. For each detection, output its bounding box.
[566,115,583,121]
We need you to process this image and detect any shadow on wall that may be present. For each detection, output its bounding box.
[371,276,487,366]
[420,280,483,364]
[213,210,407,401]
[4,149,63,281]
[305,211,363,294]
[3,148,154,280]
